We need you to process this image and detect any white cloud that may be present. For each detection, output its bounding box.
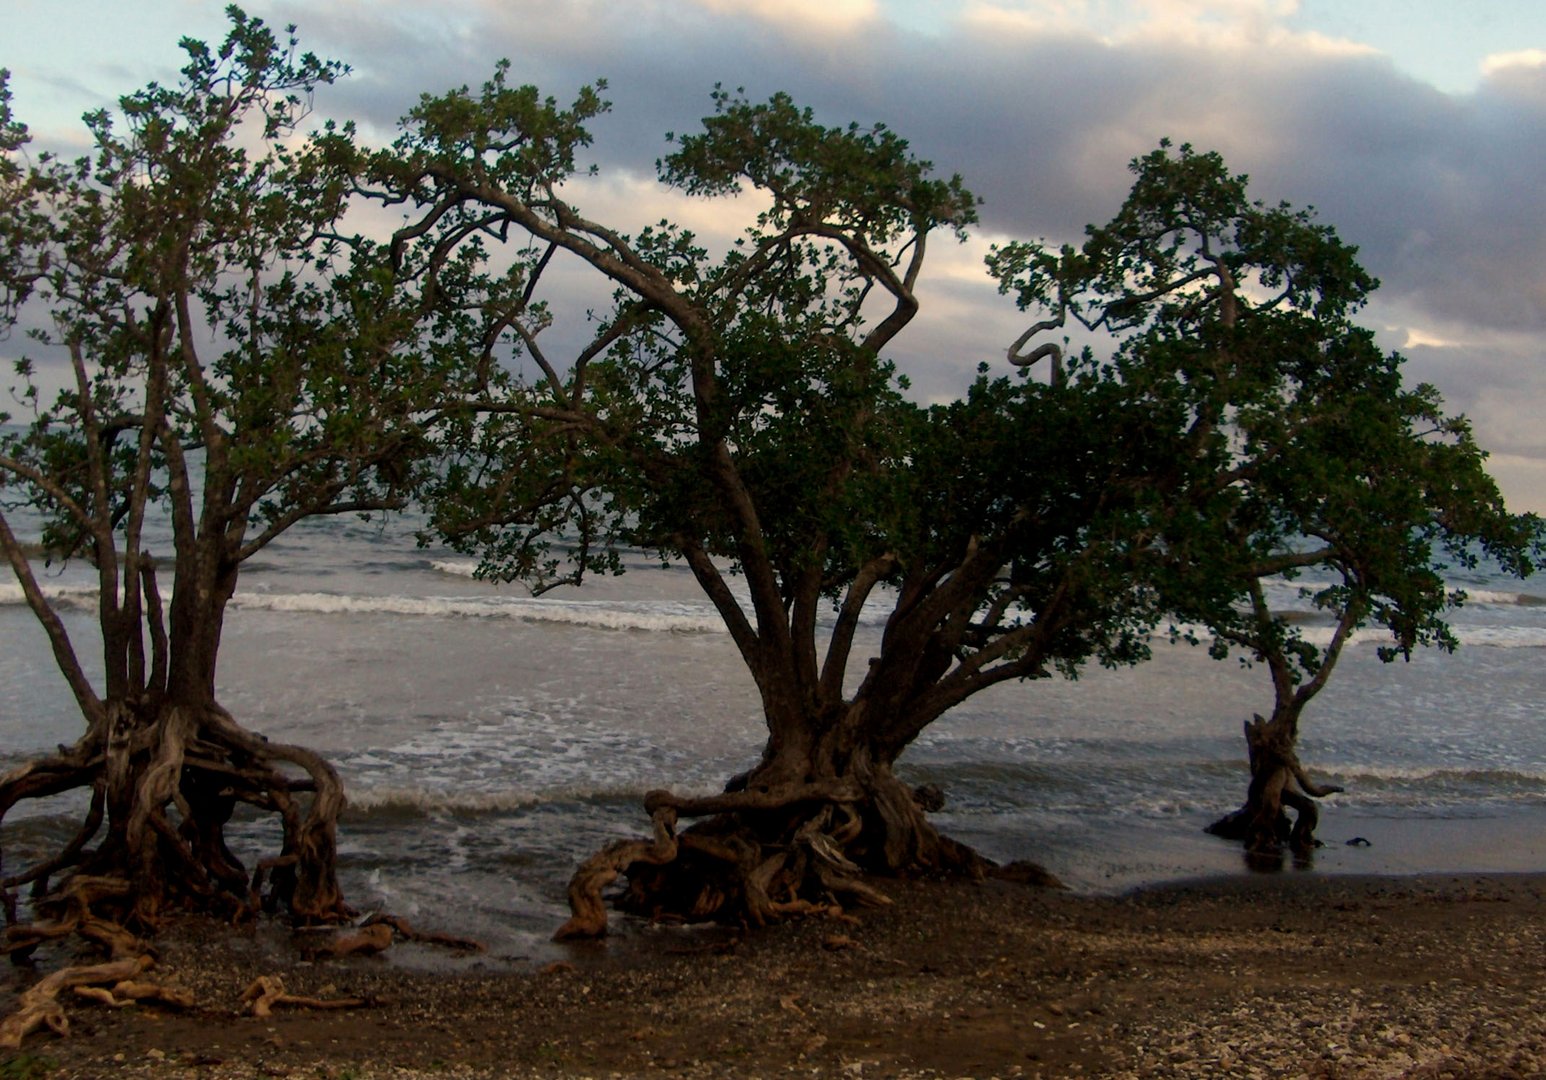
[1401,327,1465,350]
[963,0,1375,57]
[1483,455,1546,516]
[1481,48,1546,78]
[690,0,879,35]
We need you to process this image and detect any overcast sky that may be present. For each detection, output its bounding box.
[6,0,1545,512]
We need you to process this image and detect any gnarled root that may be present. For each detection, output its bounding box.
[554,803,679,941]
[0,700,355,1046]
[0,701,351,938]
[4,876,142,962]
[0,954,192,1049]
[557,772,990,940]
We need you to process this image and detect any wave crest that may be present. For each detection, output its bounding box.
[231,591,727,634]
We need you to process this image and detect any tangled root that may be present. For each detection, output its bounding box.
[0,955,196,1050]
[556,776,993,941]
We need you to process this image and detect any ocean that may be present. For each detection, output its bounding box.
[2,506,1544,963]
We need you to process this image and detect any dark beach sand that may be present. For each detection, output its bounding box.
[6,870,1546,1078]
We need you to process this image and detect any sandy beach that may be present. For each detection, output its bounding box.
[4,870,1544,1079]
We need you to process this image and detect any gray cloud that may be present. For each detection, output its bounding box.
[22,1,1546,504]
[269,1,1546,487]
[272,3,1546,320]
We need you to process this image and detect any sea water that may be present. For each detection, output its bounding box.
[2,508,1544,960]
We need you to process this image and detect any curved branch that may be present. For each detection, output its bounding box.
[0,455,103,547]
[1290,595,1365,713]
[553,804,678,940]
[677,537,760,665]
[0,513,103,724]
[819,552,896,703]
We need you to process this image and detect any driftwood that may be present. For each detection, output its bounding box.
[297,914,487,960]
[362,914,485,953]
[297,922,394,960]
[72,978,194,1009]
[239,975,368,1018]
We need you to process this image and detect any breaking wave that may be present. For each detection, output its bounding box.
[231,590,727,634]
[8,580,1543,645]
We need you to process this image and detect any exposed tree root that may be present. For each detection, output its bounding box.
[0,697,361,1046]
[3,876,143,962]
[555,804,680,941]
[0,954,185,1049]
[240,975,369,1017]
[1207,713,1345,857]
[557,770,1001,940]
[0,702,351,941]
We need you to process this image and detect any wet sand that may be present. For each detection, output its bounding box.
[7,870,1546,1078]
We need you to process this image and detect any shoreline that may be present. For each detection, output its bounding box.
[938,802,1546,896]
[7,869,1545,1078]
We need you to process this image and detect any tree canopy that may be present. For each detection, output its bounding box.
[368,76,1542,933]
[991,141,1541,854]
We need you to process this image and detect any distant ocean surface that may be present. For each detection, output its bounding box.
[3,505,1544,961]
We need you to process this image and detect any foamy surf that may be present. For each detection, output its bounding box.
[229,590,728,633]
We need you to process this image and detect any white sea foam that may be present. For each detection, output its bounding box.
[1288,624,1546,649]
[1321,763,1546,785]
[343,786,546,815]
[1261,578,1543,609]
[229,590,727,633]
[341,780,735,817]
[11,578,1543,647]
[1456,588,1544,606]
[0,582,100,607]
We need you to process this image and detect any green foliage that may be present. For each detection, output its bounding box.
[382,79,1539,761]
[990,141,1542,704]
[399,79,978,608]
[0,72,40,353]
[662,86,978,247]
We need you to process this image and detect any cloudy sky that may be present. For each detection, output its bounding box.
[7,0,1546,511]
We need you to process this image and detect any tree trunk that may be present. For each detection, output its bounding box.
[1206,712,1344,859]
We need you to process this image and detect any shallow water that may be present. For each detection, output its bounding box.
[3,509,1544,956]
